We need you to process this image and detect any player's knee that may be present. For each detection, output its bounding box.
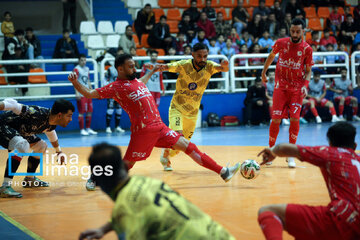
[173,136,189,152]
[106,109,114,115]
[272,119,281,124]
[9,136,31,153]
[31,140,47,154]
[115,109,122,115]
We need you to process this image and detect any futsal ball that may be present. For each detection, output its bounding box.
[240,160,260,180]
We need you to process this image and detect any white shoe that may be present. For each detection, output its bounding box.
[106,127,112,133]
[287,157,296,168]
[282,119,290,125]
[315,116,322,124]
[87,128,98,135]
[331,115,339,122]
[80,129,89,136]
[353,115,360,121]
[160,149,173,171]
[115,126,125,133]
[221,162,241,182]
[265,161,273,165]
[338,115,346,121]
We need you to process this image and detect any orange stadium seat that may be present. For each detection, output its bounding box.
[174,0,190,8]
[168,21,179,33]
[211,0,220,8]
[136,49,147,56]
[317,7,330,19]
[141,34,150,48]
[0,70,7,85]
[304,7,317,18]
[305,31,312,41]
[153,9,165,22]
[167,9,181,21]
[28,68,48,84]
[133,34,140,48]
[308,18,323,31]
[216,8,230,20]
[247,7,254,19]
[247,0,258,7]
[158,0,172,8]
[197,0,205,8]
[265,0,274,7]
[337,7,344,15]
[155,48,165,56]
[219,0,235,8]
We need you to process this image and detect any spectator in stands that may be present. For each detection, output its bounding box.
[265,70,275,119]
[277,27,288,39]
[184,45,192,55]
[325,44,338,74]
[53,29,79,60]
[339,14,358,49]
[197,12,216,39]
[6,47,29,96]
[253,0,270,20]
[1,11,15,46]
[328,6,343,36]
[183,0,201,24]
[258,30,274,53]
[271,0,284,23]
[249,43,263,76]
[221,38,236,59]
[282,13,292,36]
[216,34,226,49]
[342,6,352,21]
[231,0,250,36]
[311,44,325,74]
[329,68,360,121]
[175,33,188,55]
[306,31,320,51]
[202,0,216,22]
[354,2,360,24]
[191,29,210,47]
[214,12,231,38]
[118,25,136,55]
[244,77,270,125]
[336,43,348,64]
[285,0,305,19]
[129,47,141,69]
[320,28,338,51]
[209,38,221,63]
[238,30,253,48]
[62,0,77,33]
[352,43,360,62]
[228,27,240,51]
[264,11,280,39]
[134,4,155,40]
[248,13,265,43]
[25,27,45,70]
[2,29,31,61]
[148,15,173,52]
[178,13,197,42]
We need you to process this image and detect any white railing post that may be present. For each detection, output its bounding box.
[351,51,360,88]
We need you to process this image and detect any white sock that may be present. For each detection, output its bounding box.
[2,177,12,187]
[220,167,227,175]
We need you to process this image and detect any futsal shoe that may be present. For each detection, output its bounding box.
[87,128,98,135]
[115,126,125,133]
[106,127,112,133]
[265,161,273,166]
[0,186,22,198]
[353,115,360,121]
[338,115,346,121]
[22,177,49,188]
[315,116,322,124]
[331,115,340,122]
[80,129,89,136]
[86,179,96,191]
[299,117,308,124]
[282,119,290,125]
[160,156,173,171]
[221,162,241,182]
[287,157,296,168]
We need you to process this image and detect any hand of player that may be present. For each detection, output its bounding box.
[261,71,268,83]
[220,60,229,68]
[78,228,105,240]
[257,148,277,165]
[301,86,308,98]
[143,63,154,70]
[68,72,78,83]
[152,64,162,72]
[57,152,66,165]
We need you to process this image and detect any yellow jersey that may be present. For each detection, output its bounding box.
[111,175,235,240]
[168,59,221,116]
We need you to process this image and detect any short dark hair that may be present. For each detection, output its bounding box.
[115,54,132,69]
[326,43,334,49]
[51,99,75,114]
[151,49,158,55]
[291,18,305,29]
[25,27,33,32]
[14,29,24,36]
[191,0,197,3]
[160,15,167,20]
[255,76,262,83]
[125,25,132,30]
[323,28,330,33]
[79,54,86,60]
[117,46,124,51]
[311,31,319,36]
[313,71,321,77]
[4,11,11,17]
[340,67,347,72]
[193,42,209,52]
[327,122,356,149]
[346,13,352,18]
[63,29,70,34]
[145,3,151,7]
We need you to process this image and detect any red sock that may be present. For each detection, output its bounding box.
[258,211,283,240]
[329,106,336,116]
[269,106,273,118]
[353,106,358,116]
[269,121,280,147]
[310,107,319,117]
[289,120,300,144]
[78,115,84,129]
[185,142,222,174]
[339,104,344,116]
[85,115,92,129]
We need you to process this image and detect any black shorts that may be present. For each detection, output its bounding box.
[0,124,40,149]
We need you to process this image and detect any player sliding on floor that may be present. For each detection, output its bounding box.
[68,54,240,190]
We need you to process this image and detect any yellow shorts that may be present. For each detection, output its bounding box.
[168,106,198,140]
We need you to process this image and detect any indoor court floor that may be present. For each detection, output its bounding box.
[1,122,359,240]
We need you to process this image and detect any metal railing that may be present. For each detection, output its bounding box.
[230,51,350,92]
[0,58,98,100]
[351,51,360,87]
[100,55,230,93]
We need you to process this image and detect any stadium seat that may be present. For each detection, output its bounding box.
[159,0,172,8]
[106,35,120,48]
[141,34,150,48]
[87,35,105,49]
[308,18,323,31]
[305,31,312,41]
[0,70,7,85]
[127,0,142,8]
[167,9,181,21]
[211,0,220,8]
[114,21,129,34]
[304,7,317,18]
[248,0,258,7]
[133,34,140,48]
[197,0,205,8]
[219,0,235,8]
[97,21,114,34]
[80,21,97,35]
[28,68,48,84]
[317,7,330,19]
[153,9,165,22]
[338,7,344,15]
[168,21,179,33]
[136,49,147,56]
[174,0,190,8]
[265,0,274,7]
[143,0,159,8]
[0,37,4,52]
[155,48,165,56]
[247,7,254,19]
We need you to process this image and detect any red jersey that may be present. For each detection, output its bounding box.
[96,79,162,132]
[272,38,314,90]
[298,145,360,234]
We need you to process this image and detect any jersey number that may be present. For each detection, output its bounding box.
[293,106,299,114]
[351,160,360,177]
[154,183,189,220]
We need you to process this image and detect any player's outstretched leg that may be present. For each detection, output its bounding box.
[160,148,173,171]
[258,204,287,240]
[287,118,300,168]
[172,137,240,182]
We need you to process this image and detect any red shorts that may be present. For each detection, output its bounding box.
[286,204,359,240]
[272,89,303,119]
[124,123,181,162]
[334,96,353,105]
[151,92,161,107]
[308,98,329,107]
[76,97,93,114]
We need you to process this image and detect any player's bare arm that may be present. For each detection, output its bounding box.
[258,143,301,165]
[214,60,229,72]
[68,72,100,99]
[79,222,113,240]
[144,63,169,72]
[139,64,161,84]
[261,51,276,83]
[301,65,312,98]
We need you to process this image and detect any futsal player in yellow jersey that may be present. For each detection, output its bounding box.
[79,143,236,240]
[155,43,229,171]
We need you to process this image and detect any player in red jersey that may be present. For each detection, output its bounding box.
[68,54,240,185]
[261,18,314,168]
[257,122,360,240]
